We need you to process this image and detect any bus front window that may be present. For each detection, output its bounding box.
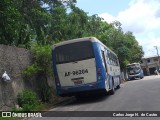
[127,65,140,74]
[135,67,140,73]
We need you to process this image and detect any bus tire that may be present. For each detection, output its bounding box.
[116,77,121,89]
[75,94,84,100]
[140,75,144,79]
[117,84,120,89]
[103,80,109,95]
[109,80,115,95]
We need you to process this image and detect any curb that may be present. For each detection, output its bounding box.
[48,96,75,110]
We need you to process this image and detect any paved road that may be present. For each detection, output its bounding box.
[30,75,160,120]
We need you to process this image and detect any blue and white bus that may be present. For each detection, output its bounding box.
[126,63,144,80]
[52,37,121,97]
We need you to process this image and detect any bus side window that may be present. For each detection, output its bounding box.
[114,55,117,66]
[110,53,113,65]
[105,49,108,64]
[116,58,119,66]
[107,51,110,64]
[115,58,117,66]
[101,50,107,72]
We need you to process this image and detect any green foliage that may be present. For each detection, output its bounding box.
[23,44,52,77]
[1,0,144,70]
[31,44,52,74]
[22,64,39,77]
[17,89,42,111]
[98,21,144,69]
[40,86,52,102]
[123,59,130,67]
[22,44,53,102]
[0,0,22,45]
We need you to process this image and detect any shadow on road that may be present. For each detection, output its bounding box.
[126,78,142,82]
[64,91,114,107]
[51,88,121,109]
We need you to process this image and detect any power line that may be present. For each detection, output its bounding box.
[154,46,160,69]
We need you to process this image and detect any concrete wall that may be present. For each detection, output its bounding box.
[0,45,33,111]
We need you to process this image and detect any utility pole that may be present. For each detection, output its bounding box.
[154,46,160,70]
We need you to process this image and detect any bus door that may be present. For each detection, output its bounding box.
[101,49,110,91]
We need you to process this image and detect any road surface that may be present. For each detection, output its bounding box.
[30,75,160,120]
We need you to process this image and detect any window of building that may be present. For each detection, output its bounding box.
[154,58,158,62]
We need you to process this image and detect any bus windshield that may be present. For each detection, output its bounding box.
[127,64,140,74]
[55,41,94,64]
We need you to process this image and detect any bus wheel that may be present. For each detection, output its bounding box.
[117,84,120,89]
[140,76,143,79]
[75,94,84,100]
[109,80,115,95]
[103,81,109,95]
[116,77,121,89]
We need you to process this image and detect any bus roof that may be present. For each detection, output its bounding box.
[53,37,117,57]
[53,37,98,47]
[126,63,140,66]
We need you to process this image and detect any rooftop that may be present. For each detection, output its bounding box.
[142,55,159,59]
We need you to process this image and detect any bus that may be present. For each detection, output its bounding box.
[126,63,144,80]
[52,37,121,97]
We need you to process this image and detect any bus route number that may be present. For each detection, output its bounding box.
[65,69,88,77]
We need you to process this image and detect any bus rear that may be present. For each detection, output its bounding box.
[52,39,99,96]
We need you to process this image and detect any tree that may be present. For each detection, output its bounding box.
[0,0,144,70]
[0,0,22,45]
[96,21,144,69]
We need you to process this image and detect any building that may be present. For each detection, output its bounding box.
[141,55,160,76]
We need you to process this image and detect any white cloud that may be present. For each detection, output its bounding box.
[99,0,160,57]
[117,0,160,33]
[99,13,115,23]
[138,32,160,57]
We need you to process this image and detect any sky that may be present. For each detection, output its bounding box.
[76,0,160,57]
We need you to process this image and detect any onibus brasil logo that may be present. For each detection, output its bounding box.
[1,112,42,118]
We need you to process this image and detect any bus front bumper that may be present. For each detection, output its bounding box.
[128,73,141,80]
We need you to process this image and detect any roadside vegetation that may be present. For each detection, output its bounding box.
[14,89,43,111]
[0,0,143,69]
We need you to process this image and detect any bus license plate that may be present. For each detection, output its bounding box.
[73,80,83,85]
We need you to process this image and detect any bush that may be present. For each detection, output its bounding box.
[17,89,42,111]
[22,44,53,102]
[22,64,39,77]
